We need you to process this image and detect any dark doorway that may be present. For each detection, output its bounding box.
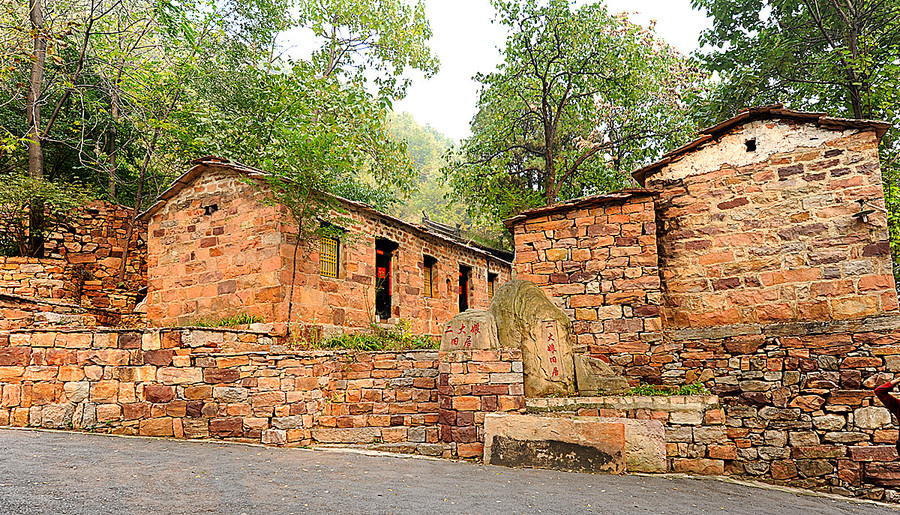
[375,239,398,320]
[459,265,471,312]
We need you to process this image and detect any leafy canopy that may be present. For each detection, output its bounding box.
[444,0,707,223]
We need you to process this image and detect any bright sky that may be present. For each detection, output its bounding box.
[394,0,712,141]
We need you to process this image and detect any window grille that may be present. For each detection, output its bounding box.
[488,273,498,300]
[424,256,437,298]
[320,236,340,278]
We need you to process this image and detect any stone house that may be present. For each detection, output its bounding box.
[139,157,512,336]
[506,105,899,380]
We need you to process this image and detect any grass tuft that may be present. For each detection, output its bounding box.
[292,320,438,351]
[625,381,711,396]
[192,312,266,328]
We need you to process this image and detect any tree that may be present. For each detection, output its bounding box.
[444,0,707,223]
[297,0,439,100]
[693,0,900,124]
[692,0,900,277]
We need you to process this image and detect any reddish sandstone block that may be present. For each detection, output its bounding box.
[452,396,481,411]
[672,458,724,476]
[210,417,243,437]
[91,381,119,404]
[457,443,484,458]
[140,418,174,437]
[0,348,30,366]
[203,368,240,384]
[142,350,174,366]
[144,384,175,403]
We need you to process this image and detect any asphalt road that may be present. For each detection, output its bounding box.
[0,428,897,515]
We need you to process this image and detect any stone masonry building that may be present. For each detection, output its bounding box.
[139,157,512,336]
[507,105,898,379]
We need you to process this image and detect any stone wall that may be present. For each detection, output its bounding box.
[505,192,662,360]
[0,294,117,331]
[146,163,512,336]
[287,207,512,338]
[438,349,526,457]
[646,125,897,328]
[46,200,147,301]
[0,328,521,458]
[0,257,80,301]
[145,166,283,326]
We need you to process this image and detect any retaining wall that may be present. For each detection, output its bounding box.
[0,328,522,458]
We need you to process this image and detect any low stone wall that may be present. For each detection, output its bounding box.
[0,328,521,458]
[439,349,526,457]
[0,258,80,302]
[590,315,900,501]
[0,293,119,331]
[45,200,147,294]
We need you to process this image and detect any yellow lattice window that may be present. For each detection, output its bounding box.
[488,273,497,300]
[424,255,436,298]
[320,236,339,278]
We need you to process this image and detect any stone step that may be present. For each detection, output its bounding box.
[484,413,668,475]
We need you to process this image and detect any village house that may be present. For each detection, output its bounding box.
[506,105,899,383]
[138,157,513,336]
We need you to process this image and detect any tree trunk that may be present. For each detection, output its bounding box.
[26,0,46,257]
[107,86,119,200]
[26,0,45,179]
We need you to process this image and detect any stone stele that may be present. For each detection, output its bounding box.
[489,280,576,397]
[439,309,500,352]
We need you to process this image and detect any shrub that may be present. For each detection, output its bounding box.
[626,381,710,396]
[293,320,438,351]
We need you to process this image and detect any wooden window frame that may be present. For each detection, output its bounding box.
[424,255,437,298]
[319,235,340,278]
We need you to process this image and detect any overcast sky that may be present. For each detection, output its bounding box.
[392,0,713,140]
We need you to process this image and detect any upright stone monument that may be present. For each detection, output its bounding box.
[489,280,576,397]
[439,309,500,352]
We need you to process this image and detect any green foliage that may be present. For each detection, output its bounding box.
[0,174,93,256]
[293,321,438,351]
[626,382,711,397]
[444,0,708,225]
[385,111,511,249]
[297,0,440,101]
[191,312,266,328]
[0,0,437,212]
[693,0,900,281]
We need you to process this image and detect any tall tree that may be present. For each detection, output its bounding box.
[444,0,707,223]
[693,0,900,123]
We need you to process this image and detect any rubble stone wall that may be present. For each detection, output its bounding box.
[146,165,512,336]
[285,207,512,338]
[507,194,661,360]
[146,166,284,327]
[46,200,147,310]
[0,328,519,458]
[438,349,526,458]
[646,126,898,329]
[0,257,80,301]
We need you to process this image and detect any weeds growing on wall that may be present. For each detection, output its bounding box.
[293,320,438,351]
[626,381,710,396]
[191,312,266,328]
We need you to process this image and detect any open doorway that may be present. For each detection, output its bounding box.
[375,239,398,321]
[459,265,471,312]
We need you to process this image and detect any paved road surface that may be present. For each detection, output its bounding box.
[0,428,897,514]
